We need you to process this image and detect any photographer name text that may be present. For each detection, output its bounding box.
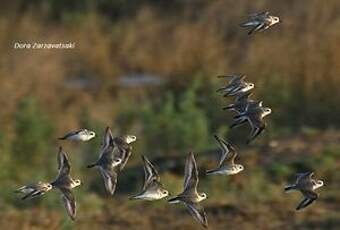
[14,42,76,49]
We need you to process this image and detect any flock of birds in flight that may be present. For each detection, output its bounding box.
[14,11,325,228]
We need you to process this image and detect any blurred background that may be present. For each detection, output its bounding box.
[1,0,340,229]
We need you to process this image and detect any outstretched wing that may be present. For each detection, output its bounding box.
[101,127,114,154]
[60,188,76,221]
[117,145,132,171]
[57,146,71,177]
[99,167,118,195]
[214,135,237,167]
[142,155,160,190]
[296,190,318,210]
[247,112,266,144]
[183,152,199,194]
[184,202,208,228]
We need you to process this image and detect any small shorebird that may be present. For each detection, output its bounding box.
[206,135,244,176]
[58,129,95,142]
[50,147,81,220]
[285,172,324,210]
[112,134,137,171]
[223,91,254,114]
[240,11,280,35]
[230,102,271,144]
[217,75,254,97]
[168,152,208,228]
[15,181,52,200]
[130,155,169,201]
[87,127,124,195]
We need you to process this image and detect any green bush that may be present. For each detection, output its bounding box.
[11,97,54,180]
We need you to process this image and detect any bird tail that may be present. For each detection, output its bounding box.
[21,190,43,200]
[129,194,141,200]
[284,185,296,192]
[240,21,254,27]
[206,169,218,176]
[87,163,97,168]
[14,187,24,193]
[223,104,234,110]
[58,137,66,140]
[168,196,181,204]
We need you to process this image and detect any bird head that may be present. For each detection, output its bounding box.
[125,135,137,144]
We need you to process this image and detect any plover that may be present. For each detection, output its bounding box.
[87,127,123,195]
[15,181,52,200]
[206,135,244,176]
[216,75,254,97]
[230,103,271,144]
[58,129,95,142]
[50,147,81,220]
[223,91,254,114]
[285,172,324,210]
[112,134,137,171]
[240,11,280,35]
[130,155,169,201]
[168,152,208,228]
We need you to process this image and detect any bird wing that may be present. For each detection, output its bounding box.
[249,11,269,19]
[248,23,266,35]
[296,190,318,210]
[100,127,114,153]
[57,147,71,177]
[296,172,314,184]
[99,167,118,195]
[116,144,132,171]
[235,91,253,102]
[60,188,76,221]
[184,202,208,228]
[214,135,236,167]
[183,152,199,195]
[142,155,160,190]
[246,112,266,143]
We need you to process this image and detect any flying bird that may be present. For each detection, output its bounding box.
[240,11,280,35]
[216,75,254,97]
[230,102,271,144]
[285,172,324,210]
[15,181,52,200]
[206,135,244,176]
[223,91,254,114]
[58,129,95,142]
[168,152,208,228]
[112,134,137,171]
[50,147,81,220]
[87,127,123,195]
[130,155,169,201]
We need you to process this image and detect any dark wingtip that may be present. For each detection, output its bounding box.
[205,170,213,176]
[87,164,95,168]
[129,196,137,200]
